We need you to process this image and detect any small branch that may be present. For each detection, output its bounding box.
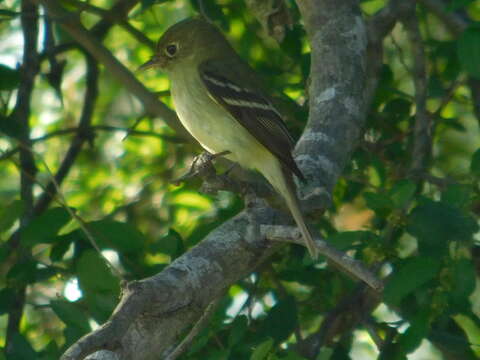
[64,0,155,49]
[402,9,431,177]
[262,225,383,292]
[164,296,222,360]
[0,125,183,162]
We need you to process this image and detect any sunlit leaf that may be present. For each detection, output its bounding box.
[0,199,23,232]
[50,300,91,333]
[21,207,71,246]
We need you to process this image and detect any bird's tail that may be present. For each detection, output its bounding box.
[265,161,319,260]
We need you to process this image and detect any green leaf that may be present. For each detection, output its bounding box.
[76,250,119,323]
[327,231,379,250]
[8,333,37,360]
[50,300,91,333]
[85,220,145,254]
[0,64,20,90]
[281,25,305,59]
[7,259,37,285]
[282,352,308,360]
[152,228,184,259]
[141,0,170,10]
[458,27,480,79]
[0,199,23,232]
[0,113,24,138]
[364,191,394,215]
[407,200,478,256]
[0,288,15,315]
[49,233,76,262]
[37,341,60,360]
[441,184,472,209]
[389,180,416,209]
[250,338,274,360]
[259,296,297,343]
[207,349,231,360]
[228,315,248,347]
[379,343,408,360]
[429,322,478,359]
[447,0,474,11]
[76,250,119,293]
[382,98,412,122]
[384,257,440,305]
[470,148,480,176]
[450,259,476,309]
[398,309,430,354]
[21,207,71,246]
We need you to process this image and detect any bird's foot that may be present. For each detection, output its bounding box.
[172,151,230,185]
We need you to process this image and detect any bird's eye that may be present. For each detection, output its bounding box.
[165,44,178,57]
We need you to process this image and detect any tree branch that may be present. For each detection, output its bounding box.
[5,0,39,355]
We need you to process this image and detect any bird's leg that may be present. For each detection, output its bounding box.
[172,150,231,185]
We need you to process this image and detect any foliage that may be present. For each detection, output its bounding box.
[0,0,480,359]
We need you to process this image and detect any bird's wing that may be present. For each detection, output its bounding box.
[199,59,304,181]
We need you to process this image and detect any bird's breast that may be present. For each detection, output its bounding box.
[170,71,269,170]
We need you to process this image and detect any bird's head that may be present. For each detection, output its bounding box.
[139,17,229,73]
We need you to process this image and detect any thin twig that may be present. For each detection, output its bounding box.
[0,124,183,162]
[64,0,155,49]
[262,225,384,292]
[6,143,124,280]
[38,155,124,280]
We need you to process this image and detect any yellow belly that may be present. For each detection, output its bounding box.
[170,69,273,174]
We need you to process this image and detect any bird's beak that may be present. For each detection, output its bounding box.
[137,56,162,72]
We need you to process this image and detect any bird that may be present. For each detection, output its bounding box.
[140,17,318,259]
